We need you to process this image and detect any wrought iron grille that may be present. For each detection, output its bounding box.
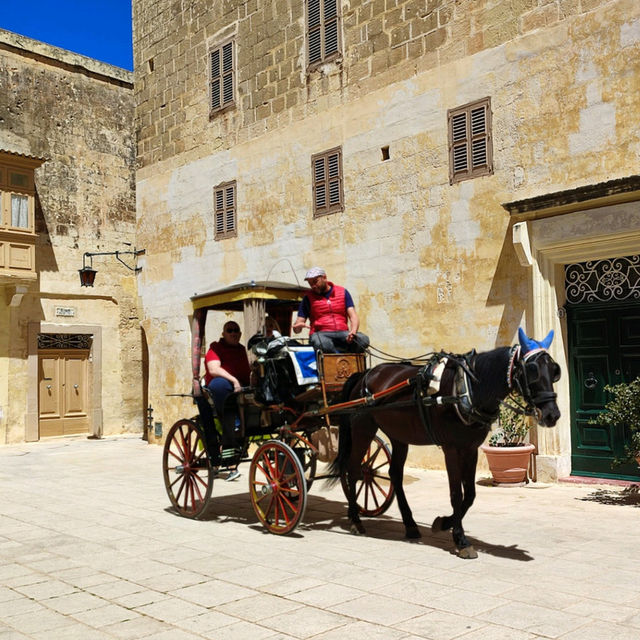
[565,255,640,304]
[38,334,93,350]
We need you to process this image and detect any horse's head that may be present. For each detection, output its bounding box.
[513,328,561,427]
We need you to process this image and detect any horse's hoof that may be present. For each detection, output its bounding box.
[432,516,444,532]
[457,545,478,559]
[405,526,421,539]
[350,522,365,535]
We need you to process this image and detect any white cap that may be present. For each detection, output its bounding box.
[304,266,326,280]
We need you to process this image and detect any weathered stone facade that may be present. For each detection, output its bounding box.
[134,0,640,479]
[0,30,142,443]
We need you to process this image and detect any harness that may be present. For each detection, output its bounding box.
[309,344,558,447]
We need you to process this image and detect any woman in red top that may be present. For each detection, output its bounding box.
[204,321,250,419]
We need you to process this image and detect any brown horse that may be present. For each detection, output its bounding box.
[330,329,561,558]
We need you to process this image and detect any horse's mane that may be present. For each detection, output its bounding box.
[469,346,512,409]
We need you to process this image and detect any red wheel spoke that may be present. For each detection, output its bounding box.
[370,476,389,500]
[261,452,277,479]
[175,474,187,503]
[275,495,293,526]
[192,471,208,493]
[177,426,189,458]
[169,473,184,490]
[280,471,299,486]
[168,445,185,463]
[365,480,381,509]
[278,489,299,513]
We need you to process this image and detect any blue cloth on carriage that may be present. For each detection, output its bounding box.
[287,346,319,385]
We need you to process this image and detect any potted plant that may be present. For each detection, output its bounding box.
[480,398,535,484]
[590,377,640,468]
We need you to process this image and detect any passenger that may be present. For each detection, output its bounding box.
[292,267,369,354]
[204,321,250,426]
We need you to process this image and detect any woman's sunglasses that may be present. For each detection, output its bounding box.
[225,327,240,334]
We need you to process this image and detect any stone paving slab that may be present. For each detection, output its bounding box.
[0,435,639,639]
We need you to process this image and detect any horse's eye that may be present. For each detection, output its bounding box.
[526,362,540,382]
[552,364,561,383]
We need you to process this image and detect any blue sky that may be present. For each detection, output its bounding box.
[0,1,133,70]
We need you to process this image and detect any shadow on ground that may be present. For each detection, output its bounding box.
[164,490,534,561]
[579,484,640,507]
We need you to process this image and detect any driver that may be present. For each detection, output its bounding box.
[292,267,369,353]
[204,321,250,422]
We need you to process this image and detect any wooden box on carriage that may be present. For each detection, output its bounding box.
[319,353,366,393]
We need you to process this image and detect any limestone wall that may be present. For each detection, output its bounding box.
[133,0,640,469]
[0,30,141,443]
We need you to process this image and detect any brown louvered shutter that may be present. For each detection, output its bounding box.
[313,156,327,211]
[225,184,235,231]
[451,112,468,175]
[222,42,233,106]
[308,0,322,64]
[214,187,225,236]
[210,41,234,115]
[210,49,221,111]
[448,97,493,184]
[307,0,340,67]
[470,105,487,168]
[214,181,237,239]
[324,0,339,57]
[312,147,343,217]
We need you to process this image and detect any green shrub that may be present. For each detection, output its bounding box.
[590,377,640,466]
[488,397,531,447]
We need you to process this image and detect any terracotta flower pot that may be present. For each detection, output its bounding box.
[480,443,535,484]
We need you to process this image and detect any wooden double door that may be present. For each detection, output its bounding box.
[38,349,90,437]
[568,303,640,480]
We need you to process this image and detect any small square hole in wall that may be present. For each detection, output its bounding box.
[381,146,390,161]
[147,58,154,72]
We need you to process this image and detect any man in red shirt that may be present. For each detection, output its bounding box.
[292,267,369,353]
[204,320,250,422]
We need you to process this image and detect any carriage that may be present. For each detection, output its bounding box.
[162,279,562,556]
[162,280,395,535]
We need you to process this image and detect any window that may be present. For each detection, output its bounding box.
[312,147,343,217]
[0,159,35,233]
[307,0,340,67]
[209,40,235,115]
[447,97,493,184]
[214,181,237,239]
[11,194,29,229]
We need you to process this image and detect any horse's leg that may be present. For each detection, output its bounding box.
[388,439,420,539]
[345,416,377,535]
[432,445,478,559]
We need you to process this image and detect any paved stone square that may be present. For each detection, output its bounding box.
[1,435,639,639]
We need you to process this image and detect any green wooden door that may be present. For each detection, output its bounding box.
[568,303,640,480]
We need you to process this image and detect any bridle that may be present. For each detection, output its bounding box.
[507,346,560,419]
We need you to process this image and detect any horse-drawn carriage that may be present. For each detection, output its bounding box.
[162,280,394,535]
[163,279,562,556]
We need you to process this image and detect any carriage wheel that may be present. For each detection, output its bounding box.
[163,418,214,519]
[341,435,395,517]
[249,440,308,535]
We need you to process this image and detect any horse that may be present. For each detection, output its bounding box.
[329,328,561,559]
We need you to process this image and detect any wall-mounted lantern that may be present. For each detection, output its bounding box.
[79,244,145,287]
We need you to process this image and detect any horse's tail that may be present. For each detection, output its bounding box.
[326,370,366,487]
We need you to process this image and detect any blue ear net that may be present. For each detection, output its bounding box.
[518,327,554,353]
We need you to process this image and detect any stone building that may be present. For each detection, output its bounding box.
[133,0,640,481]
[0,30,143,443]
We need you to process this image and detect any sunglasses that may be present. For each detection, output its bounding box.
[225,327,240,334]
